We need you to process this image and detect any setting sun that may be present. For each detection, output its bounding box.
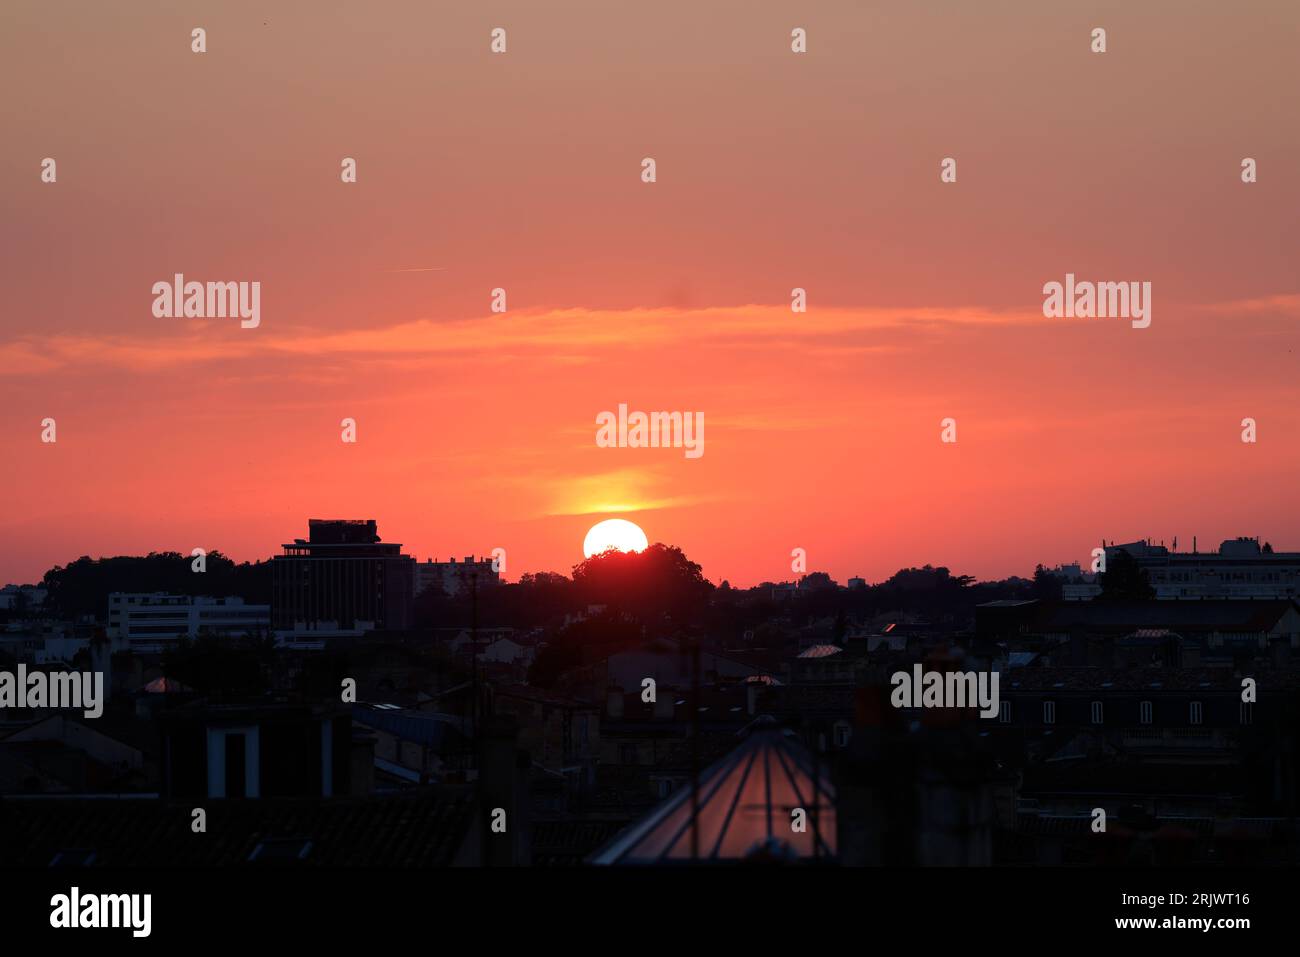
[583,519,649,558]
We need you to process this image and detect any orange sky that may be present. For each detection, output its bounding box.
[3,0,1298,586]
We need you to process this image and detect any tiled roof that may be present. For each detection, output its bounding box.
[1021,761,1243,797]
[604,684,759,726]
[351,705,468,749]
[1003,666,1300,692]
[0,789,475,867]
[493,683,596,709]
[1032,600,1299,633]
[798,645,843,659]
[532,819,631,866]
[1011,814,1219,837]
[776,685,858,713]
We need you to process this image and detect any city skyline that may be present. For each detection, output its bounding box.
[5,520,1297,591]
[4,1,1299,591]
[2,0,1298,921]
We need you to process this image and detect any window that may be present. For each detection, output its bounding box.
[1043,701,1056,725]
[248,839,313,864]
[1240,701,1253,726]
[49,849,97,867]
[225,733,246,798]
[1091,701,1104,724]
[1189,701,1203,725]
[207,726,259,798]
[998,701,1011,724]
[1140,701,1153,725]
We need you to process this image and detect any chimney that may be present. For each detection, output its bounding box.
[89,629,113,697]
[854,682,893,730]
[478,716,530,866]
[1162,635,1182,668]
[653,692,674,720]
[1272,635,1291,668]
[1069,628,1088,667]
[350,731,376,796]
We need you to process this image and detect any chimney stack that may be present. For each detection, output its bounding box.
[653,692,674,720]
[478,716,531,866]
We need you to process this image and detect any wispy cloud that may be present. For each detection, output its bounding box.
[484,465,716,519]
[4,293,1296,379]
[0,302,1032,378]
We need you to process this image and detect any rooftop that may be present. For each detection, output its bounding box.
[0,789,475,867]
[589,721,835,864]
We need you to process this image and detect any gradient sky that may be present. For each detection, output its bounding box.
[3,0,1299,587]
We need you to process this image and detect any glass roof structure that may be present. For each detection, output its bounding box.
[589,723,836,864]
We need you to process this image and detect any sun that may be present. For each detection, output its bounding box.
[583,518,649,558]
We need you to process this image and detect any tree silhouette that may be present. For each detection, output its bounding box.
[1031,564,1063,601]
[1098,549,1155,600]
[571,543,713,625]
[528,611,643,688]
[798,572,838,591]
[160,635,269,697]
[40,552,271,617]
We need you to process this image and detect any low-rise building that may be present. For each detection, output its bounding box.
[108,593,270,653]
[351,703,470,784]
[1065,537,1300,600]
[414,556,501,597]
[0,584,48,611]
[490,684,599,791]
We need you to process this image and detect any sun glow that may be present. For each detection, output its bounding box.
[583,519,649,558]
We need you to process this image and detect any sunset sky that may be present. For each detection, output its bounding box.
[3,0,1298,587]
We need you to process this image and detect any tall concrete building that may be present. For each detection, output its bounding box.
[271,520,415,633]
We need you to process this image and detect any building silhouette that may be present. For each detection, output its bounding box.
[1065,537,1300,600]
[271,520,415,634]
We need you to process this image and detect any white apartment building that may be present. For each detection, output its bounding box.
[1063,537,1300,601]
[108,592,270,652]
[413,556,501,597]
[0,584,47,610]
